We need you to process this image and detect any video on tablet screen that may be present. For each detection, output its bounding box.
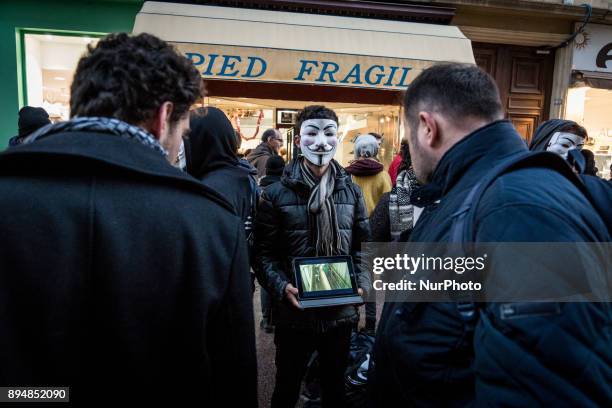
[299,262,351,292]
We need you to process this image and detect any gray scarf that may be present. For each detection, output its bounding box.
[389,168,418,240]
[22,116,168,157]
[300,158,342,256]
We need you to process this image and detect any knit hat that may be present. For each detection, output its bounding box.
[354,134,379,159]
[17,106,51,137]
[265,155,285,175]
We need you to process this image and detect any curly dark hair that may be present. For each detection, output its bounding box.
[70,33,203,125]
[295,105,338,131]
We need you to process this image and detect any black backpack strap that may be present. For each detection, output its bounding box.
[450,151,588,246]
[448,151,589,325]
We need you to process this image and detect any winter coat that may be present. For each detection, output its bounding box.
[254,158,371,332]
[370,120,611,407]
[0,129,257,406]
[369,193,392,242]
[247,141,276,179]
[345,158,392,215]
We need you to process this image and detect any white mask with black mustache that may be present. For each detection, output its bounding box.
[299,119,338,166]
[546,131,585,159]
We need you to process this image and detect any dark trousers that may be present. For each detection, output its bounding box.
[272,325,352,408]
[365,302,376,331]
[260,286,271,320]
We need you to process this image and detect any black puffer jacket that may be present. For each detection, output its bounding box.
[255,158,371,332]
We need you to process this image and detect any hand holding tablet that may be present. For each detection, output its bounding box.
[284,283,302,310]
[292,255,364,309]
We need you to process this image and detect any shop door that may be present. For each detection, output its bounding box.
[473,43,555,143]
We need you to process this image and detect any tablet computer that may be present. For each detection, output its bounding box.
[292,255,363,309]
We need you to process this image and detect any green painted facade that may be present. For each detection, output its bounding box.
[0,0,143,147]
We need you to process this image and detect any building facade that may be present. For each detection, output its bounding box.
[0,0,143,147]
[2,0,611,174]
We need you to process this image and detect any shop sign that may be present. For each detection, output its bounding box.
[573,24,612,73]
[174,43,431,90]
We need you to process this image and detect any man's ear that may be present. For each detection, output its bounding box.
[418,111,439,148]
[149,101,174,139]
[295,135,301,146]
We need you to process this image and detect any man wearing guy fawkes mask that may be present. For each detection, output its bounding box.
[255,105,371,408]
[529,119,587,160]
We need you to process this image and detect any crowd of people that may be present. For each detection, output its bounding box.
[0,32,610,407]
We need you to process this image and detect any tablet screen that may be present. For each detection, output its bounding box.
[298,261,354,297]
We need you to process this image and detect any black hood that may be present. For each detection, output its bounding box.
[187,107,238,178]
[529,119,578,152]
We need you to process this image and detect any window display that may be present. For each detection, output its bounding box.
[24,33,98,121]
[566,86,612,179]
[205,97,401,169]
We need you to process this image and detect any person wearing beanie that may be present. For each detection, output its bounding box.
[345,134,392,215]
[260,155,285,189]
[8,106,51,146]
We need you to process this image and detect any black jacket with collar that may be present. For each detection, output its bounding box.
[0,130,257,405]
[254,158,371,332]
[371,120,610,407]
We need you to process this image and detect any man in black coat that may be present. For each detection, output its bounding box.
[0,33,256,406]
[255,105,370,407]
[370,63,611,407]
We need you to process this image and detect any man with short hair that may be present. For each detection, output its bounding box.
[247,128,283,179]
[255,105,370,407]
[0,33,256,405]
[370,63,610,407]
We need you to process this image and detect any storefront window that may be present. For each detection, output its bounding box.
[24,33,99,121]
[336,109,400,168]
[566,86,612,179]
[206,97,401,169]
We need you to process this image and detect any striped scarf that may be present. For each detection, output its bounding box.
[21,116,168,157]
[300,158,342,256]
[389,168,418,240]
